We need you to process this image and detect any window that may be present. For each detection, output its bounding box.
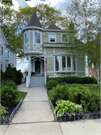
[73,58,76,71]
[61,34,68,43]
[24,32,29,44]
[62,56,66,71]
[50,33,56,42]
[35,32,41,44]
[1,47,3,55]
[6,50,9,58]
[55,56,59,71]
[67,56,71,70]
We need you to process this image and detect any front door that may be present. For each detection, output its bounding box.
[35,61,40,75]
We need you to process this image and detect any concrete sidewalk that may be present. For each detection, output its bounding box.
[12,86,54,124]
[0,83,101,135]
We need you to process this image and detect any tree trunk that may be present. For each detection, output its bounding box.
[95,64,100,84]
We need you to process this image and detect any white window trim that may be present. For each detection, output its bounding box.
[34,31,42,45]
[49,33,56,43]
[61,33,69,43]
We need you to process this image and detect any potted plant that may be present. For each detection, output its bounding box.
[31,72,35,77]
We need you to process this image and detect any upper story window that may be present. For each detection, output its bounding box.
[61,33,68,43]
[24,32,29,44]
[49,33,56,43]
[35,32,41,44]
[1,46,3,55]
[6,50,9,58]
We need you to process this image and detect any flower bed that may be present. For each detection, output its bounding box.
[49,100,101,122]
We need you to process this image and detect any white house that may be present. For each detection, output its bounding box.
[0,28,17,72]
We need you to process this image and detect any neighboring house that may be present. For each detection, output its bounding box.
[85,64,100,79]
[22,13,85,87]
[0,28,17,72]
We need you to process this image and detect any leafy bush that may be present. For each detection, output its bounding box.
[0,104,8,118]
[49,77,62,83]
[68,86,100,113]
[4,81,17,89]
[81,77,97,84]
[62,76,82,84]
[54,100,83,117]
[46,80,59,90]
[49,85,69,104]
[4,64,15,79]
[1,85,19,106]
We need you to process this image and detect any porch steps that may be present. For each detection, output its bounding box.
[30,77,45,87]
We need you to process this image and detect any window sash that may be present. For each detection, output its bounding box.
[24,33,29,44]
[35,32,41,44]
[62,34,68,43]
[62,56,66,71]
[67,56,71,70]
[55,56,59,71]
[50,33,55,42]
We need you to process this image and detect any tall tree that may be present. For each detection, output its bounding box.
[65,0,101,83]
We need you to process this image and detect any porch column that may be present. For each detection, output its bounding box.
[28,55,31,77]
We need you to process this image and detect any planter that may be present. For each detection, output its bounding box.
[49,100,101,122]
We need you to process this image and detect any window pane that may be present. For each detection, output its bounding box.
[25,33,29,44]
[6,50,9,58]
[62,34,68,42]
[55,56,59,71]
[62,56,66,71]
[35,32,41,43]
[73,58,76,71]
[67,56,71,70]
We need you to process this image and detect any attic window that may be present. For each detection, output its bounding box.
[49,33,56,43]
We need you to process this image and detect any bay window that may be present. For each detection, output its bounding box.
[55,56,59,71]
[67,56,71,70]
[62,56,66,71]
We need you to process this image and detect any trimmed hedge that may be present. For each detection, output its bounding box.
[46,80,59,90]
[48,76,97,84]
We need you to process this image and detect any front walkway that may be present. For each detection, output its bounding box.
[12,87,54,123]
[0,83,101,135]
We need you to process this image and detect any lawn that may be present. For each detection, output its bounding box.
[16,91,27,101]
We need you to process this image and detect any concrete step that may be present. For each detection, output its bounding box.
[30,77,45,87]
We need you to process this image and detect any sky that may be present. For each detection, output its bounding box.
[11,0,72,72]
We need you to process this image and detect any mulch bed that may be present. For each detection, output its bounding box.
[1,102,19,125]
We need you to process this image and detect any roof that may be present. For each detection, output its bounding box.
[47,24,61,30]
[6,45,17,53]
[27,13,42,28]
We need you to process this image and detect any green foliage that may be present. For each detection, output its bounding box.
[46,74,49,82]
[49,85,69,104]
[49,77,62,83]
[4,64,15,79]
[68,86,100,113]
[1,70,4,80]
[16,91,27,101]
[54,100,83,117]
[4,81,17,89]
[0,104,8,118]
[24,69,28,76]
[1,85,19,106]
[49,76,97,84]
[46,80,59,90]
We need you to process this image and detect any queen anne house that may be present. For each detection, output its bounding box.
[22,13,85,87]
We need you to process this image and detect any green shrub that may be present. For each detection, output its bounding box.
[4,64,15,79]
[49,85,69,104]
[49,77,62,83]
[54,100,83,117]
[68,86,100,113]
[1,85,19,106]
[82,77,97,84]
[46,80,59,90]
[0,104,8,118]
[4,81,17,89]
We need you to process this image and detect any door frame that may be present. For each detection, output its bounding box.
[33,59,42,75]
